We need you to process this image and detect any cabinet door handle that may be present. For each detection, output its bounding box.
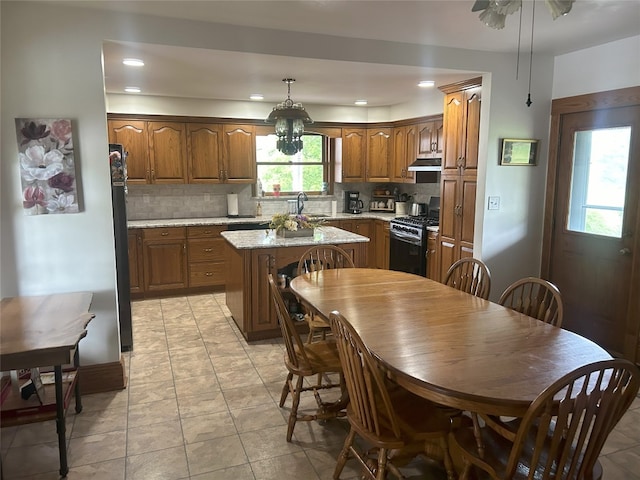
[204,230,212,234]
[203,248,213,252]
[151,169,156,181]
[619,248,632,256]
[161,232,169,236]
[205,272,213,276]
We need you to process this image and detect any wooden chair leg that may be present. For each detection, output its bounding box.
[286,375,305,442]
[439,437,455,480]
[470,412,485,459]
[279,372,293,407]
[375,447,389,480]
[334,428,356,479]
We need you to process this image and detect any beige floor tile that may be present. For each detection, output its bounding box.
[128,379,177,405]
[600,454,640,480]
[68,430,127,467]
[239,424,303,462]
[71,403,128,437]
[208,352,253,370]
[206,341,248,358]
[181,410,237,444]
[290,418,350,449]
[217,366,264,390]
[601,445,640,478]
[11,417,73,447]
[185,434,248,476]
[80,389,129,413]
[602,428,640,455]
[174,373,219,399]
[222,384,276,410]
[63,457,126,480]
[177,388,228,418]
[127,397,179,429]
[250,451,320,480]
[611,409,640,442]
[254,361,288,385]
[1,425,17,451]
[231,403,287,434]
[171,358,215,380]
[2,442,63,477]
[125,445,189,480]
[131,336,169,354]
[190,463,256,480]
[126,419,184,456]
[304,443,361,480]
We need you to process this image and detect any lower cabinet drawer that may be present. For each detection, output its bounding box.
[189,262,226,287]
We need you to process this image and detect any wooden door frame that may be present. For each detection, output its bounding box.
[541,86,640,361]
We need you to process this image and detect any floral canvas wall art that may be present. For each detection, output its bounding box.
[15,118,79,215]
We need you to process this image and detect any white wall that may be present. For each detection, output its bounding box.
[1,0,560,356]
[553,36,640,99]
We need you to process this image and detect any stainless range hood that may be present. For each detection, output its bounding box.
[407,158,442,172]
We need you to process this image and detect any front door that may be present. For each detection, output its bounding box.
[547,102,640,360]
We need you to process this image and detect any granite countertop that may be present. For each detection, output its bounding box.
[221,226,370,250]
[127,212,397,229]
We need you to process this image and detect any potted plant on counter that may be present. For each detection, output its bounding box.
[269,213,324,238]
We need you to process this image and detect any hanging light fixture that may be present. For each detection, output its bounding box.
[265,78,313,156]
[471,0,574,29]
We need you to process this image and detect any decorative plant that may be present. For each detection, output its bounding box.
[269,213,324,233]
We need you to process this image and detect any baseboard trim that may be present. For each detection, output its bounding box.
[79,356,127,394]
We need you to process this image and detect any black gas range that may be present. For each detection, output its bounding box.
[389,214,439,277]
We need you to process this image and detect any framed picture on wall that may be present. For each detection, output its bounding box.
[499,138,538,166]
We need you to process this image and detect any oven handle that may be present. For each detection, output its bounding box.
[390,229,422,246]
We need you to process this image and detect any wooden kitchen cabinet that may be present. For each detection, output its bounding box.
[142,227,188,293]
[187,226,227,288]
[340,219,374,268]
[437,78,481,281]
[337,128,366,182]
[128,229,144,296]
[107,120,149,184]
[375,220,390,269]
[222,124,256,183]
[147,121,188,183]
[366,127,392,182]
[418,118,444,159]
[391,124,417,183]
[426,229,439,280]
[187,123,223,183]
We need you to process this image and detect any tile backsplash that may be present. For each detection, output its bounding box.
[126,182,440,220]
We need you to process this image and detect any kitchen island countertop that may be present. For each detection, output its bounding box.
[221,226,369,250]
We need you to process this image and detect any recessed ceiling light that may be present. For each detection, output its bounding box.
[124,86,141,93]
[123,58,144,67]
[249,94,264,101]
[418,80,435,88]
[354,100,368,106]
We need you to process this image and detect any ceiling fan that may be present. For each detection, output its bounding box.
[471,0,575,29]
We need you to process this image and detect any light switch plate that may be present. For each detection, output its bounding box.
[488,196,500,210]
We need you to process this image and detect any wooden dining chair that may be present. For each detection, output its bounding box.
[296,245,355,343]
[267,274,345,442]
[498,277,564,327]
[443,257,491,299]
[452,359,640,480]
[329,311,455,480]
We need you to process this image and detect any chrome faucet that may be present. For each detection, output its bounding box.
[297,191,308,215]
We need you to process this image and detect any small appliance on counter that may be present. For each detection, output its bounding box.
[344,191,364,214]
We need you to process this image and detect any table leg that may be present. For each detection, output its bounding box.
[73,349,82,414]
[54,366,69,477]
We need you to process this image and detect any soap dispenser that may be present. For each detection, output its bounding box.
[256,201,262,217]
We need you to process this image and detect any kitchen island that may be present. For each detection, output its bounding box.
[222,226,369,341]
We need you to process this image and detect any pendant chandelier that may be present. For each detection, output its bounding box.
[266,78,313,156]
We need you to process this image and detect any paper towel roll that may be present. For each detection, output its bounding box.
[227,193,239,216]
[331,200,337,217]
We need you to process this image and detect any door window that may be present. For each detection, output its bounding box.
[567,126,631,237]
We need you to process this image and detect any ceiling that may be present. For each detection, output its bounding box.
[80,0,640,107]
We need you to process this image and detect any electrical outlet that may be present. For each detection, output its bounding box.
[488,196,500,210]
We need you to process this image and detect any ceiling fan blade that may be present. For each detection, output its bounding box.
[471,0,490,12]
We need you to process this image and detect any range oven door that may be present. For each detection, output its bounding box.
[389,228,427,277]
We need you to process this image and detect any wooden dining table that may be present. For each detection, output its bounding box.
[289,268,612,417]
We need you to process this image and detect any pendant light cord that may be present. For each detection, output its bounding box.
[516,4,523,79]
[526,0,536,107]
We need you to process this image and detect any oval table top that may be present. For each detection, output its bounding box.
[289,268,611,417]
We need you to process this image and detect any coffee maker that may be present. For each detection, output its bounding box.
[344,191,364,214]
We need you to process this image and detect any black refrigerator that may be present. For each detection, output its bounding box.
[109,143,133,351]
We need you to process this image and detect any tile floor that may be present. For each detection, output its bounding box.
[1,293,639,479]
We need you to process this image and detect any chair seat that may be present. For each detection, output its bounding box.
[348,381,452,448]
[287,340,342,376]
